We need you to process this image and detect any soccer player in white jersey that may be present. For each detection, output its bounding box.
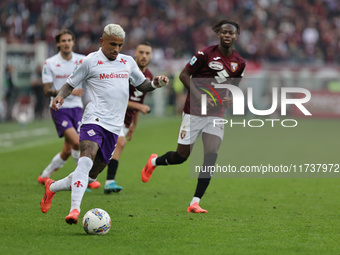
[40,24,169,225]
[38,28,101,190]
[103,42,153,194]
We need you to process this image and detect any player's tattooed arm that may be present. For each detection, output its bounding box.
[51,83,74,110]
[57,83,74,98]
[71,88,85,97]
[136,75,169,92]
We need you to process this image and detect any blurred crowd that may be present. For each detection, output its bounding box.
[1,0,340,64]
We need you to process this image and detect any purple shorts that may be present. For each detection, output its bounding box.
[50,107,83,138]
[79,124,118,164]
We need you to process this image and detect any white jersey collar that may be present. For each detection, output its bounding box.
[98,47,122,62]
[57,51,75,62]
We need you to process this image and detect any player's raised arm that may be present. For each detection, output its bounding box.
[136,75,169,92]
[51,83,74,110]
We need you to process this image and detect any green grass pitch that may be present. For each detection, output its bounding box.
[0,116,339,255]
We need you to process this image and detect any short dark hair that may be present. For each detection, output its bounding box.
[212,19,240,35]
[55,28,75,50]
[138,41,151,47]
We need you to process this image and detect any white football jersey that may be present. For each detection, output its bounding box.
[66,48,146,134]
[42,52,84,108]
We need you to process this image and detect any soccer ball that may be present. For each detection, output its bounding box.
[82,208,111,235]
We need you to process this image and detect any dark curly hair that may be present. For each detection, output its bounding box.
[212,19,240,35]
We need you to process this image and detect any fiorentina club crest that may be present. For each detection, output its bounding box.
[74,181,83,188]
[87,129,96,136]
[180,130,186,139]
[231,62,238,72]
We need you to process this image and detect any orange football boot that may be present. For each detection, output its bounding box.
[65,209,80,225]
[88,180,101,189]
[187,202,208,213]
[40,179,55,213]
[37,175,49,185]
[141,154,158,183]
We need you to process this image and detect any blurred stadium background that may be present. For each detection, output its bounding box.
[1,0,340,122]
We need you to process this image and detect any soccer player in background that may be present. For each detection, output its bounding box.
[104,42,153,193]
[38,28,100,190]
[141,19,246,213]
[40,24,169,225]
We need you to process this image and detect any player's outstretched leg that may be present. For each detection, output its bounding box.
[141,154,158,183]
[40,179,56,213]
[65,209,80,225]
[187,202,208,213]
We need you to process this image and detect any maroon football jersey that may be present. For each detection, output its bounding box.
[124,68,153,127]
[183,45,246,117]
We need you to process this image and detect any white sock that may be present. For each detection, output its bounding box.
[70,157,93,213]
[49,173,99,193]
[190,197,200,206]
[71,149,80,164]
[50,172,73,192]
[151,157,157,166]
[41,153,65,178]
[105,180,115,185]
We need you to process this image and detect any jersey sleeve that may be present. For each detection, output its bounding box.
[66,59,89,88]
[42,61,53,84]
[129,58,146,87]
[136,69,152,104]
[185,50,206,75]
[146,72,153,82]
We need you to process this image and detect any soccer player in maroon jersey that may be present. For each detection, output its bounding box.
[141,20,246,213]
[104,42,153,193]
